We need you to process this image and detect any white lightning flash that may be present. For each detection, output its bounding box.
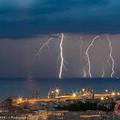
[80,36,83,56]
[35,34,60,56]
[79,36,84,77]
[102,66,105,78]
[35,37,53,56]
[106,35,115,78]
[59,33,64,79]
[85,36,100,78]
[83,69,87,77]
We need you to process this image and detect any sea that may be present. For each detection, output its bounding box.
[0,78,120,98]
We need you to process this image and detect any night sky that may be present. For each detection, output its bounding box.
[0,0,120,78]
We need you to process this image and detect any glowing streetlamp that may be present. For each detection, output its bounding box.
[16,97,23,104]
[72,93,77,97]
[111,92,116,96]
[55,88,60,94]
[82,89,85,92]
[51,91,54,94]
[117,92,120,95]
[105,89,108,93]
[100,97,104,101]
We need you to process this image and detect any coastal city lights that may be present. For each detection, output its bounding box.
[0,87,120,119]
[10,88,120,104]
[1,0,120,120]
[72,93,77,97]
[16,97,23,104]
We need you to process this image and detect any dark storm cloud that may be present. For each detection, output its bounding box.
[0,0,120,38]
[45,0,109,8]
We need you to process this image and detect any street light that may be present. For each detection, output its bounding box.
[111,92,116,96]
[82,89,85,92]
[105,89,108,93]
[100,97,104,101]
[55,88,60,93]
[51,91,54,94]
[16,97,23,104]
[117,92,120,95]
[72,93,77,97]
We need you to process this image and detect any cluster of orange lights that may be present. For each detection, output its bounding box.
[15,88,120,104]
[16,98,23,104]
[100,91,120,101]
[16,98,36,105]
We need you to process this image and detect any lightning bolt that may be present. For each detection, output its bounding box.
[35,33,66,79]
[35,37,53,56]
[85,36,100,78]
[80,36,83,56]
[79,36,83,76]
[83,70,87,77]
[102,65,105,78]
[79,36,87,78]
[59,33,64,79]
[35,34,60,56]
[106,35,115,78]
